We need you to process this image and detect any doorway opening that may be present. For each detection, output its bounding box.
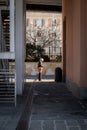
[25,4,62,82]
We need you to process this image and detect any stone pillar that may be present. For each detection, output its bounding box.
[15,0,26,95]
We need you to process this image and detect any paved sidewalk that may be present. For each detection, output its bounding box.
[30,82,87,130]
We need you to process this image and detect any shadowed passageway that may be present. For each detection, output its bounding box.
[0,81,87,130]
[30,82,87,130]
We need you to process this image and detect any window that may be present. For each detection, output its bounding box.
[52,19,56,26]
[36,19,42,27]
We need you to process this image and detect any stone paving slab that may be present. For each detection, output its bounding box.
[43,120,54,130]
[30,120,42,130]
[0,103,24,130]
[0,116,11,130]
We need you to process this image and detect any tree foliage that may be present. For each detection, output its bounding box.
[25,43,45,61]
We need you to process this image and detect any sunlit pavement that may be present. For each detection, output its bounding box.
[25,79,54,82]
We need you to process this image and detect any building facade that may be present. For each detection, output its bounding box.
[26,11,62,61]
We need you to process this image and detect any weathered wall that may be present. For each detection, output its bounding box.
[25,62,62,76]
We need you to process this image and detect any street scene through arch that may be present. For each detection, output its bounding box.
[25,10,62,81]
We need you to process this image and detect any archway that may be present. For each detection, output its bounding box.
[25,3,63,82]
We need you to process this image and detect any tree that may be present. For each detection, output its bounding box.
[26,26,62,62]
[26,43,45,62]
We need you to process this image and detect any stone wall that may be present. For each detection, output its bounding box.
[25,62,62,76]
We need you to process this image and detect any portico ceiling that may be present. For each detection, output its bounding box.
[26,0,62,6]
[0,0,62,6]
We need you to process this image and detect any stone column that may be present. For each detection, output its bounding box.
[15,0,26,95]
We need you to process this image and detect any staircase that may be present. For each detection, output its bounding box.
[1,10,10,51]
[0,0,9,6]
[0,8,16,106]
[0,70,16,105]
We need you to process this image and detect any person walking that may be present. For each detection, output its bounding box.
[38,58,44,81]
